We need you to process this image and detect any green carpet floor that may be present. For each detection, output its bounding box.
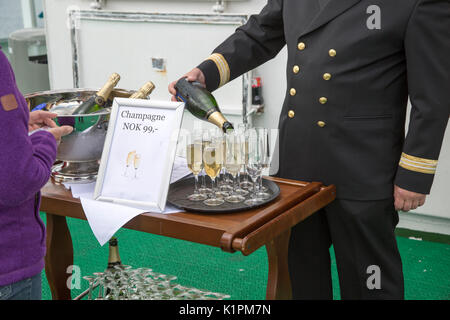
[39,214,450,300]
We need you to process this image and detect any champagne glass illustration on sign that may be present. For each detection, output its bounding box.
[133,154,141,179]
[124,151,136,177]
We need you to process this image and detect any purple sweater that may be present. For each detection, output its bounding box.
[0,49,57,286]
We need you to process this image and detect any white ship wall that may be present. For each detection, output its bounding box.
[43,0,449,232]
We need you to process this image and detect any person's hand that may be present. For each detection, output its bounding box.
[394,185,426,212]
[47,126,74,145]
[168,68,206,101]
[28,110,58,132]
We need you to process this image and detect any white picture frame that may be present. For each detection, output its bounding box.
[94,98,185,212]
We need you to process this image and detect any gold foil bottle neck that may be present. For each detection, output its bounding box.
[129,81,156,99]
[107,238,122,268]
[208,111,227,129]
[96,73,121,104]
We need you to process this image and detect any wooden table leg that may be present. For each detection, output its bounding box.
[265,228,292,300]
[44,213,73,300]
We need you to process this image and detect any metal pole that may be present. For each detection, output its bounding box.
[21,0,37,28]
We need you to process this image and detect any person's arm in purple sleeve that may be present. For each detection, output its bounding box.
[0,52,71,207]
[0,100,57,206]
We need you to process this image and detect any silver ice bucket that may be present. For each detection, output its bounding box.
[25,88,135,183]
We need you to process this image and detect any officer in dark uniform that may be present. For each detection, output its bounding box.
[169,0,450,299]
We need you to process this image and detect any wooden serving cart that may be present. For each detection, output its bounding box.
[41,176,335,300]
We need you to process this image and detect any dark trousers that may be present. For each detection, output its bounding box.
[288,198,404,299]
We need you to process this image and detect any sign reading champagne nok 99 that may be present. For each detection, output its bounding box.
[94,98,185,212]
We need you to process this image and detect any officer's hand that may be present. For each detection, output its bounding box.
[29,110,58,132]
[47,126,74,145]
[394,185,426,212]
[168,68,206,102]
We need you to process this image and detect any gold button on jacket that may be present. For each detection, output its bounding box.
[329,49,337,57]
[293,65,300,74]
[288,110,295,118]
[319,97,328,104]
[290,88,297,96]
[298,42,306,50]
[317,121,326,127]
[323,73,332,80]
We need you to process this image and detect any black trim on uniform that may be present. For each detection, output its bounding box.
[197,59,221,92]
[394,166,435,195]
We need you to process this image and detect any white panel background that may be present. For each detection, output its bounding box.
[75,16,246,115]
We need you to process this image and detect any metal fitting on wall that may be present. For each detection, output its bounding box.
[213,0,227,13]
[90,0,105,10]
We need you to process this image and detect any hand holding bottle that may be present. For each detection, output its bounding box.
[168,68,206,101]
[173,77,233,133]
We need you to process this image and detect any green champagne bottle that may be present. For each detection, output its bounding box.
[175,78,233,133]
[107,237,122,270]
[72,73,121,115]
[104,237,123,298]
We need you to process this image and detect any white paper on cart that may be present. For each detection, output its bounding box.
[63,156,191,246]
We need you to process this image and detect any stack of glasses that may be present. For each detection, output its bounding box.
[82,265,230,300]
[185,124,272,207]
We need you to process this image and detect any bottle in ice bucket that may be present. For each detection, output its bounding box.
[129,81,156,99]
[174,78,234,133]
[71,72,121,115]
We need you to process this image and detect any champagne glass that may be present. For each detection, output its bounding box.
[224,131,246,203]
[198,130,212,194]
[255,128,272,199]
[93,272,106,300]
[207,128,230,187]
[114,265,133,299]
[186,131,208,201]
[220,129,235,193]
[82,275,96,300]
[103,270,117,300]
[170,284,186,300]
[203,134,225,206]
[244,128,264,206]
[133,153,141,179]
[208,127,229,194]
[238,123,253,189]
[215,133,231,199]
[233,129,249,197]
[215,130,232,197]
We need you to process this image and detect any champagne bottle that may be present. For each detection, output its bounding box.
[72,73,121,115]
[174,78,233,133]
[107,237,122,270]
[129,81,156,99]
[104,237,122,298]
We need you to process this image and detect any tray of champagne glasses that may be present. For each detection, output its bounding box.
[167,175,281,214]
